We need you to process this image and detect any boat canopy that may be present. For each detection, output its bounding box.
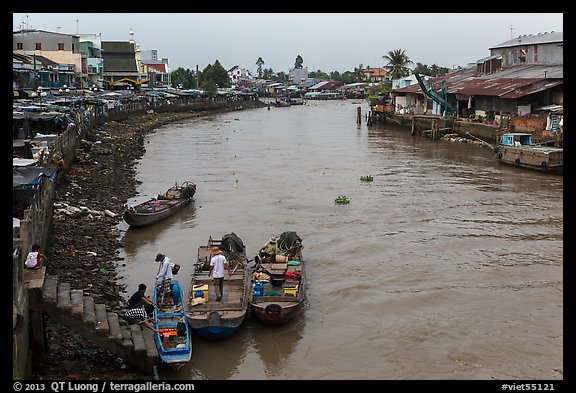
[501,133,532,146]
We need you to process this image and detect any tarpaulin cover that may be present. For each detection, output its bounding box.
[220,233,245,255]
[278,231,302,251]
[13,165,56,187]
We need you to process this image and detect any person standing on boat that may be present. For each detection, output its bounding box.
[208,246,230,302]
[127,283,156,309]
[155,253,173,302]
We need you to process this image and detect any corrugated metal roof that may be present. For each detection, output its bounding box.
[102,41,135,53]
[490,31,562,49]
[394,64,562,99]
[310,80,329,89]
[309,80,343,90]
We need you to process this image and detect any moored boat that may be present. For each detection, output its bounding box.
[249,231,304,326]
[153,279,192,370]
[186,233,251,339]
[494,133,562,174]
[123,181,196,227]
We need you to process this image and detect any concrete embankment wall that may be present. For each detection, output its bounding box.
[12,96,260,379]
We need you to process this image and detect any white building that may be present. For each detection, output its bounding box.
[228,65,253,86]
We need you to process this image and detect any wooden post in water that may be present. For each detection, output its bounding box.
[411,117,416,135]
[357,107,361,125]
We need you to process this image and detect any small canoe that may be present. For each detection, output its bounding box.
[186,234,251,339]
[123,181,196,227]
[153,279,192,370]
[249,231,305,326]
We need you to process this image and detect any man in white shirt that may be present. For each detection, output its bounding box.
[208,246,230,301]
[155,253,173,303]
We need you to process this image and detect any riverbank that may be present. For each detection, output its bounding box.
[37,99,267,380]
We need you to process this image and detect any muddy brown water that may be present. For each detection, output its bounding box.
[116,100,563,380]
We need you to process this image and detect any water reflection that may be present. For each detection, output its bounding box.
[117,100,562,380]
[249,312,306,378]
[121,203,198,257]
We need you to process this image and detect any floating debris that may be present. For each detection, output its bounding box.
[360,175,374,182]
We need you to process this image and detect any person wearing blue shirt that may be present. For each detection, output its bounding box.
[127,283,156,309]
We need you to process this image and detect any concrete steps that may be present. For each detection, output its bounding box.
[39,273,159,374]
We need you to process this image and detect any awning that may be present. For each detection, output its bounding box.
[13,165,57,187]
[13,158,38,167]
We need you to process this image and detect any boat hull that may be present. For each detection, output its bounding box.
[124,182,196,227]
[250,300,303,325]
[123,199,190,226]
[494,145,562,174]
[249,232,305,326]
[187,309,247,339]
[186,236,250,340]
[153,280,192,369]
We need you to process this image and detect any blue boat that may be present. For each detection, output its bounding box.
[186,234,251,340]
[153,279,192,370]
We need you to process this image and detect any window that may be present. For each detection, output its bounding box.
[534,46,538,62]
[519,49,526,63]
[35,43,42,50]
[16,43,23,50]
[58,43,65,50]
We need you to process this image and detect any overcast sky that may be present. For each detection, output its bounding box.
[13,13,563,74]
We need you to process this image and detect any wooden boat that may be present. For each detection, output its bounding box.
[271,97,304,107]
[186,234,251,339]
[493,133,562,174]
[123,181,196,227]
[152,279,192,370]
[249,231,305,326]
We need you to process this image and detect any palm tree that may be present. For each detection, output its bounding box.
[353,64,364,82]
[256,57,265,79]
[383,49,413,80]
[294,55,304,69]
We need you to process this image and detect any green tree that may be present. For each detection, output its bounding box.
[338,71,356,84]
[200,60,230,89]
[276,71,288,82]
[170,67,197,89]
[256,57,265,79]
[294,55,304,69]
[383,49,413,80]
[308,70,330,80]
[204,79,217,97]
[262,68,275,80]
[353,64,364,82]
[412,62,451,77]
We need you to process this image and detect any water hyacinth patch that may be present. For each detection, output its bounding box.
[335,195,350,205]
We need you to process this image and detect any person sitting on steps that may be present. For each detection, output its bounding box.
[123,303,159,332]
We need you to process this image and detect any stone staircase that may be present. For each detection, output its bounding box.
[25,268,158,374]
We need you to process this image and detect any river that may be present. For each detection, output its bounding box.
[116,99,563,380]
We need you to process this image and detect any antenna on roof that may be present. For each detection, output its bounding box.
[510,25,513,39]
